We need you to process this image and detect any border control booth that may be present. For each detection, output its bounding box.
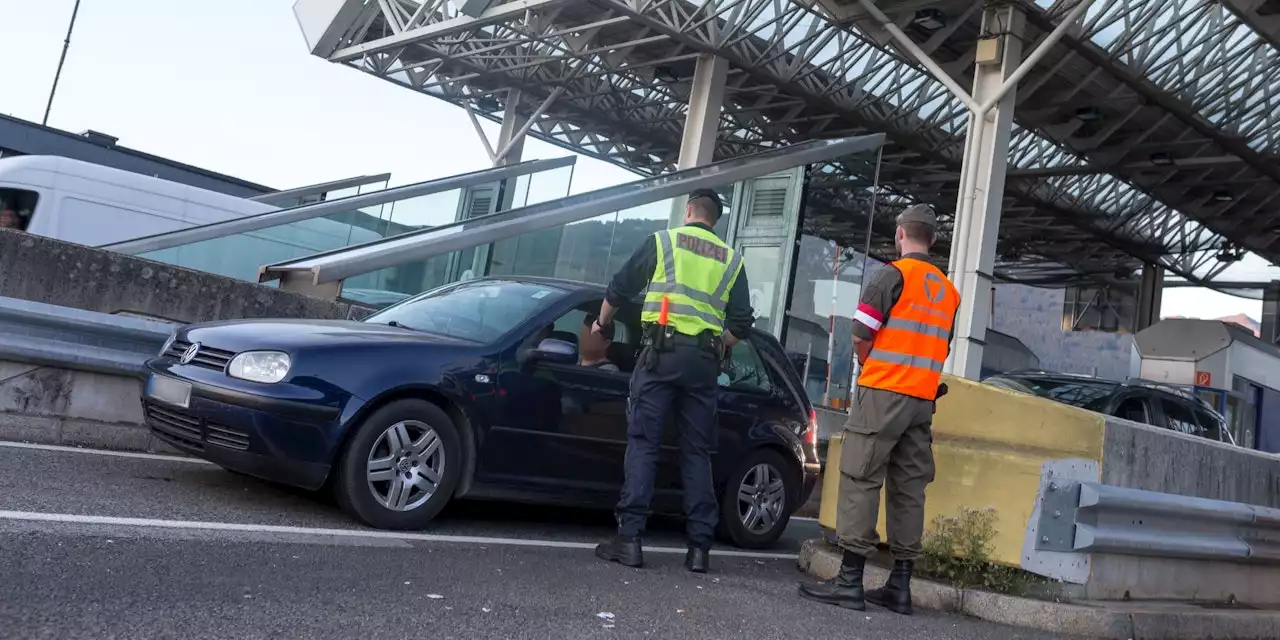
[1132,318,1280,453]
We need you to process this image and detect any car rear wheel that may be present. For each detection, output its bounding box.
[718,448,796,549]
[334,399,462,530]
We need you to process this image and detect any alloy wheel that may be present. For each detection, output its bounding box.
[366,420,446,512]
[737,462,786,534]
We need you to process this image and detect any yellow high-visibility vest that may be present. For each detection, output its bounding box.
[641,225,743,336]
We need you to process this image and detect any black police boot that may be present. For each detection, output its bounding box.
[797,551,866,610]
[685,546,710,573]
[866,559,914,615]
[595,535,644,568]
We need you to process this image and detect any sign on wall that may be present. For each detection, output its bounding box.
[1195,370,1213,386]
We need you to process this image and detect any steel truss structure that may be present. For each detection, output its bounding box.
[306,0,1280,289]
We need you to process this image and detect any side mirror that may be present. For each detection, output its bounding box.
[527,338,577,365]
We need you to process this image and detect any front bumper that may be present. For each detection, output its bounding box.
[142,362,346,491]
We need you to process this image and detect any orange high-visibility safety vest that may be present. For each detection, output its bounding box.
[855,258,960,401]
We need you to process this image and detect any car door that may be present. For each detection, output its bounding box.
[482,297,640,503]
[476,303,579,493]
[710,338,782,469]
[532,301,637,501]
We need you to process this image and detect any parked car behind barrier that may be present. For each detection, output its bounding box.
[982,370,1236,446]
[140,277,820,549]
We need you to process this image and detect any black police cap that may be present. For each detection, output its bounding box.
[687,188,724,219]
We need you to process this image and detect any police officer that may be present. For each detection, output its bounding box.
[593,188,754,574]
[798,204,959,615]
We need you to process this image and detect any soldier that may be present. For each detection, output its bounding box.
[798,204,959,615]
[593,188,755,574]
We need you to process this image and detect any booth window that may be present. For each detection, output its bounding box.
[0,188,37,231]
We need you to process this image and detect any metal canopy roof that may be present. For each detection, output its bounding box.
[301,0,1280,289]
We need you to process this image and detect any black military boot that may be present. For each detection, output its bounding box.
[685,546,710,573]
[595,535,644,568]
[797,551,866,610]
[866,559,914,615]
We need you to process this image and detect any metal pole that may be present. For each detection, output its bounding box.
[43,0,83,126]
[493,87,564,165]
[824,243,840,406]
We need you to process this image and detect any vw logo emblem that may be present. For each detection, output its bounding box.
[179,342,201,365]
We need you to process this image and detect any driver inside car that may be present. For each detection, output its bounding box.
[578,315,619,372]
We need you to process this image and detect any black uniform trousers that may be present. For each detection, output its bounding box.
[615,342,720,549]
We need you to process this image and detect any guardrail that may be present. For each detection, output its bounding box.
[1035,479,1280,564]
[0,296,173,377]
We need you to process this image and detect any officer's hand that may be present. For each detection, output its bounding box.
[592,320,610,336]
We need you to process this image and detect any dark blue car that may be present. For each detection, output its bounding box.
[141,277,820,548]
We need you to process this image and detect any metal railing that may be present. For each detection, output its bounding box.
[249,173,392,205]
[0,296,172,377]
[1035,479,1280,564]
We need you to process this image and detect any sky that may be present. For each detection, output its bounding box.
[0,0,1267,322]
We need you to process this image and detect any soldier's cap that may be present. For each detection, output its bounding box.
[687,188,724,219]
[896,204,937,229]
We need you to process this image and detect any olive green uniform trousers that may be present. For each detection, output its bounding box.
[836,385,936,560]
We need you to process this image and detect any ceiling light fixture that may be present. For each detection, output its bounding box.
[913,9,946,30]
[1075,106,1101,122]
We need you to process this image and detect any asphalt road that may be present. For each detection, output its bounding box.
[0,441,1078,640]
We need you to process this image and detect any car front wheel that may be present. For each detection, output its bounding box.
[718,448,797,549]
[334,399,462,530]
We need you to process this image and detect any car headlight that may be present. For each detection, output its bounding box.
[227,351,292,384]
[159,331,177,357]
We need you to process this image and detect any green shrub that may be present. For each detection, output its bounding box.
[916,507,1035,595]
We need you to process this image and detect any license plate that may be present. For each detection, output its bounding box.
[146,375,192,409]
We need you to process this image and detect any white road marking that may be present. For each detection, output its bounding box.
[792,516,818,522]
[0,441,211,464]
[0,510,800,560]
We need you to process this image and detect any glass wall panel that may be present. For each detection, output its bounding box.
[779,148,883,410]
[139,162,576,297]
[139,186,467,283]
[341,163,576,302]
[486,199,669,287]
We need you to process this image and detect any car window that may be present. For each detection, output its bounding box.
[1160,399,1207,438]
[1113,396,1149,424]
[551,304,631,345]
[1192,406,1228,443]
[719,341,775,394]
[364,280,566,343]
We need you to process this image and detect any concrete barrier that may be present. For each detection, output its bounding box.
[818,374,1106,566]
[0,229,372,451]
[815,374,1280,605]
[0,229,367,323]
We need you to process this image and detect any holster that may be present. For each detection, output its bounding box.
[932,382,949,414]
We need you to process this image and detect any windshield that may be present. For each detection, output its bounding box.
[364,279,567,343]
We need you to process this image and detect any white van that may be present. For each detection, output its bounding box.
[0,155,277,247]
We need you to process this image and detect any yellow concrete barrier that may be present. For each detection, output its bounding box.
[818,374,1106,566]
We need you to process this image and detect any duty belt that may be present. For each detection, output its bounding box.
[641,323,722,355]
